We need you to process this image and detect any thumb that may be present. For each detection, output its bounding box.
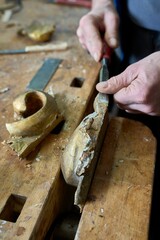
[96,70,133,94]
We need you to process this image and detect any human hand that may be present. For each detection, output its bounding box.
[77,0,119,62]
[96,52,160,116]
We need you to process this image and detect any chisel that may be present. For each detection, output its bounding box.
[0,42,68,55]
[99,46,112,82]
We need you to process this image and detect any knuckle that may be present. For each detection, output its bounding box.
[109,76,120,87]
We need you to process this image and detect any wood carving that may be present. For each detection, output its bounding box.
[18,20,56,42]
[6,90,64,158]
[61,92,109,210]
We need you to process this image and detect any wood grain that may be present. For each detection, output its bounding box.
[75,117,156,240]
[0,1,156,239]
[0,1,99,239]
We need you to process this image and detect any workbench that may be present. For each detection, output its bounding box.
[0,1,158,239]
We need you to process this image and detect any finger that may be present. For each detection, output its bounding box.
[116,103,125,110]
[83,26,103,61]
[96,77,119,94]
[76,27,83,38]
[115,101,157,115]
[96,65,138,95]
[122,103,156,115]
[116,103,145,114]
[104,10,119,48]
[96,74,131,94]
[77,35,87,49]
[82,44,87,49]
[77,15,104,61]
[79,34,85,46]
[115,102,142,114]
[125,109,142,114]
[113,79,145,106]
[116,102,142,113]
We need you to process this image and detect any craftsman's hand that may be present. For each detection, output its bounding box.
[77,0,119,62]
[96,51,160,116]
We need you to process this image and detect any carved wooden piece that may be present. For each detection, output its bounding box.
[5,90,64,158]
[62,93,109,210]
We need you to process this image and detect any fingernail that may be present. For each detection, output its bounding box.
[97,82,107,88]
[109,37,118,47]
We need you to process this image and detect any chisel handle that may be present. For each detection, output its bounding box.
[102,42,113,60]
[25,42,68,52]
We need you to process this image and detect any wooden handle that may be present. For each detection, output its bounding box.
[25,42,68,52]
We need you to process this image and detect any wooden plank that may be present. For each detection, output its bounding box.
[0,1,100,239]
[75,117,156,240]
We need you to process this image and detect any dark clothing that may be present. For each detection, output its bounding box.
[114,0,160,66]
[127,0,160,31]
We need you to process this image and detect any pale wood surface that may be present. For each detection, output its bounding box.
[75,117,156,240]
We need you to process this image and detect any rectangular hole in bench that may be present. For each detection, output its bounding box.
[0,194,27,223]
[70,77,85,88]
[51,120,65,134]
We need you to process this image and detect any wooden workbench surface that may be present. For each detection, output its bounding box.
[0,1,156,239]
[0,1,99,239]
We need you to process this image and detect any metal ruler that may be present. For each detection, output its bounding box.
[26,58,62,91]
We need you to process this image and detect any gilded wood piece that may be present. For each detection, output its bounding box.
[5,90,64,158]
[61,92,109,210]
